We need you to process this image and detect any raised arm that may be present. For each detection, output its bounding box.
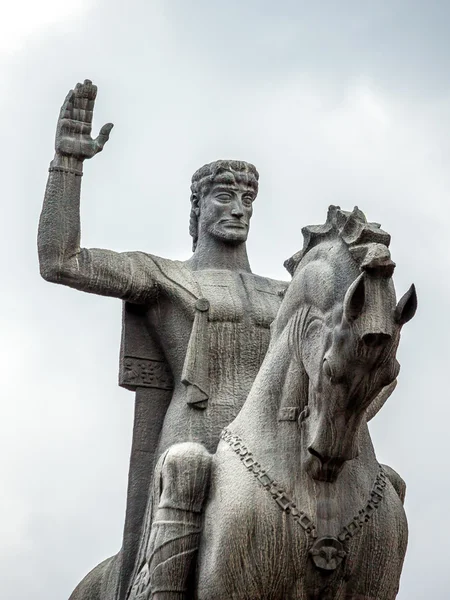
[38,80,157,304]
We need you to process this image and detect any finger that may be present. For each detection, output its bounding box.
[56,90,75,145]
[59,89,74,121]
[74,79,97,101]
[59,118,92,136]
[94,122,114,152]
[64,99,74,120]
[73,80,97,123]
[72,107,94,123]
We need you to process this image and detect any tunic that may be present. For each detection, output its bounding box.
[151,265,287,454]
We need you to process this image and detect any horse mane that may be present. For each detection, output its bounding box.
[284,205,394,278]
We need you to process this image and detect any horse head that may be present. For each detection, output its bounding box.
[278,206,417,482]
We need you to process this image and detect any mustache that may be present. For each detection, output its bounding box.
[219,218,248,226]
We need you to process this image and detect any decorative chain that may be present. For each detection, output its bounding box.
[338,468,387,543]
[221,429,317,540]
[220,428,387,546]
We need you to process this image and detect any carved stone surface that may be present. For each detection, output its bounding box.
[39,81,417,600]
[121,357,174,390]
[38,80,287,600]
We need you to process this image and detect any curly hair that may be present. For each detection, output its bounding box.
[189,160,259,251]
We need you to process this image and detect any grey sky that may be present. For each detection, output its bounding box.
[0,1,448,598]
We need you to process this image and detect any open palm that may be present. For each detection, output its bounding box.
[55,79,113,160]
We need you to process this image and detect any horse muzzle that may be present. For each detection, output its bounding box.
[306,447,347,482]
[306,438,360,482]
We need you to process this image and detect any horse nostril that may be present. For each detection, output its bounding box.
[308,447,328,464]
[362,333,391,348]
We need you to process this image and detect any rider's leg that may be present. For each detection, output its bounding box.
[147,442,212,600]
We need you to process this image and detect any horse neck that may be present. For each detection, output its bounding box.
[232,320,307,448]
[229,345,380,522]
[310,424,381,519]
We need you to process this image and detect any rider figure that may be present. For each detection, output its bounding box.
[38,80,287,600]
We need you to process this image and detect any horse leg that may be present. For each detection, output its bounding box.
[129,442,212,600]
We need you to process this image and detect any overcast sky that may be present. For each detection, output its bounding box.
[1,1,449,598]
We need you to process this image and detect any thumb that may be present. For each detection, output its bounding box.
[94,122,114,153]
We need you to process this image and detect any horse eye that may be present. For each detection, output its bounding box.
[323,358,333,380]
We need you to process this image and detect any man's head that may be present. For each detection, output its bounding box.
[189,160,259,251]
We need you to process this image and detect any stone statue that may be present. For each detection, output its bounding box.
[39,81,417,600]
[38,80,287,599]
[129,207,417,600]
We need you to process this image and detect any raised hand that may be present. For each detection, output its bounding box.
[55,79,113,161]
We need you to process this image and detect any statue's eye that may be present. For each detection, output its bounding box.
[215,193,232,202]
[242,195,254,206]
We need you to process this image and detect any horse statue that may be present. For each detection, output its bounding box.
[129,206,417,600]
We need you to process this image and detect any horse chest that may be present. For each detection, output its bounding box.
[198,451,407,600]
[198,468,311,599]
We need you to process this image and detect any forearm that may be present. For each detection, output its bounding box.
[38,154,84,282]
[38,155,159,302]
[39,81,157,303]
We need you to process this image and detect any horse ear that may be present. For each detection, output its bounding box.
[343,273,366,322]
[394,284,417,325]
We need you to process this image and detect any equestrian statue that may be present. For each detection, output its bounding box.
[38,80,417,600]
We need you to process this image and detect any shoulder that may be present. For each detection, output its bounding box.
[127,251,172,268]
[131,253,200,298]
[269,277,289,292]
[249,273,289,296]
[381,464,406,505]
[127,252,181,279]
